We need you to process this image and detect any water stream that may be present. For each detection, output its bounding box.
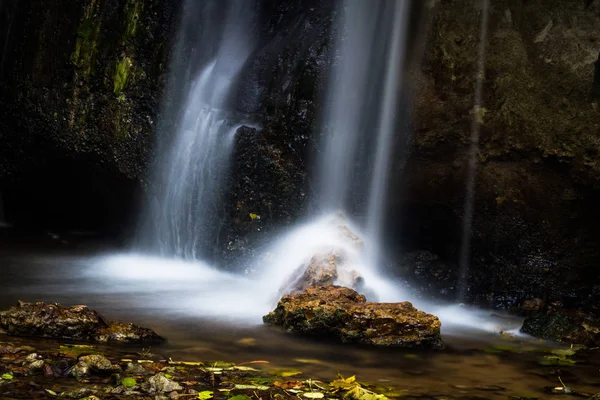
[457,0,490,301]
[137,0,255,260]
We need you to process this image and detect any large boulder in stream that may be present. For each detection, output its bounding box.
[0,301,164,344]
[263,286,443,349]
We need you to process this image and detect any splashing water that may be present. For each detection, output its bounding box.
[79,241,523,337]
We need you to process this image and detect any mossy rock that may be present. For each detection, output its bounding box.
[264,286,443,349]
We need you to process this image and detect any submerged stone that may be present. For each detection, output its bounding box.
[263,286,443,349]
[145,372,183,393]
[70,354,119,379]
[0,302,164,344]
[521,310,600,346]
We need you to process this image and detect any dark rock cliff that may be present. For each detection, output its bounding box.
[0,0,179,235]
[395,0,600,312]
[221,0,334,264]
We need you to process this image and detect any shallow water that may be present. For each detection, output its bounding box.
[1,237,599,399]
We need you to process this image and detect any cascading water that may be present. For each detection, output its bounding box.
[138,0,255,260]
[317,0,408,225]
[88,0,513,335]
[301,0,411,285]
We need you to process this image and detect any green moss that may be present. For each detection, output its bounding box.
[71,17,101,77]
[124,0,142,41]
[113,57,132,94]
[121,377,137,387]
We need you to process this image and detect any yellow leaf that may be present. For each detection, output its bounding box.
[197,391,214,400]
[234,366,259,371]
[249,213,260,220]
[344,385,388,400]
[330,375,356,389]
[303,393,324,399]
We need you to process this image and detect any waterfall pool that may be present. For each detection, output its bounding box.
[2,239,599,399]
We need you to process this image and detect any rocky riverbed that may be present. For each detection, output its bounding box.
[1,299,600,399]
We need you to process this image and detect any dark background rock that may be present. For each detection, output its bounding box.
[0,0,180,238]
[219,0,334,265]
[386,0,600,313]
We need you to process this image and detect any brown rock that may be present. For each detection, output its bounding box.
[521,298,544,313]
[263,286,443,349]
[0,302,164,344]
[279,215,366,296]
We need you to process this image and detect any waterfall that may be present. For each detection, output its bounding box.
[457,0,490,302]
[92,0,507,333]
[316,0,410,263]
[137,0,255,260]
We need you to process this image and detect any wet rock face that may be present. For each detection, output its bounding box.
[396,251,458,301]
[220,1,334,264]
[0,0,180,235]
[0,302,164,344]
[264,286,443,349]
[389,0,600,312]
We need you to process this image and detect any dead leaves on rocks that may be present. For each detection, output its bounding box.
[272,374,390,400]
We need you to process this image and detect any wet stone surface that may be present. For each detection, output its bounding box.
[264,286,444,349]
[0,302,164,344]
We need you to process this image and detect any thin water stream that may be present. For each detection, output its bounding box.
[457,0,490,302]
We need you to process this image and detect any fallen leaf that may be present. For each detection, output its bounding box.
[345,385,388,400]
[197,390,214,399]
[234,384,270,390]
[330,375,356,389]
[303,392,325,399]
[229,395,252,400]
[234,366,260,371]
[274,380,303,389]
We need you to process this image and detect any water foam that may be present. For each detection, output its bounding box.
[87,211,521,335]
